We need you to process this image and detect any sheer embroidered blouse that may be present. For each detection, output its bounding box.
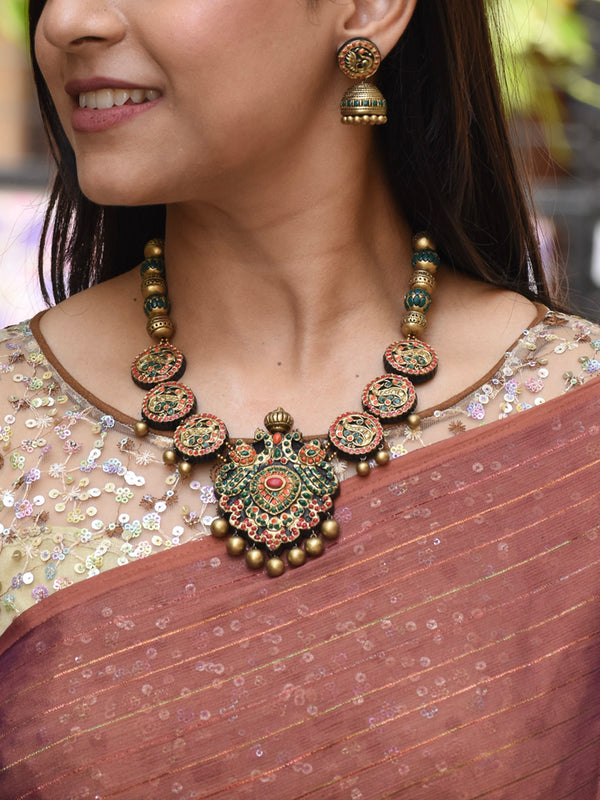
[1,306,599,634]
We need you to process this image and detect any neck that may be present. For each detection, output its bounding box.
[163,153,413,371]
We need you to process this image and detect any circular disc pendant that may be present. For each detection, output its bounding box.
[328,411,384,458]
[337,38,381,80]
[141,381,196,430]
[362,374,417,421]
[173,413,228,462]
[131,342,186,389]
[384,340,438,383]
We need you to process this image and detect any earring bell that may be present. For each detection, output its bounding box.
[337,38,387,126]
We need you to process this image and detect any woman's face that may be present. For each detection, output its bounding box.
[35,0,343,207]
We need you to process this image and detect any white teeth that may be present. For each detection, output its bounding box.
[95,89,114,110]
[112,89,129,107]
[78,87,159,110]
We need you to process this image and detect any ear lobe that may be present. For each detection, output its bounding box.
[339,0,417,58]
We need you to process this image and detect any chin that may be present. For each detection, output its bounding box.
[78,176,159,208]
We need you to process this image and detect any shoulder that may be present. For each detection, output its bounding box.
[522,309,600,396]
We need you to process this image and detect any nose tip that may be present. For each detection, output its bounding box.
[38,0,126,51]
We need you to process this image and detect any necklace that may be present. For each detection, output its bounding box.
[132,236,439,576]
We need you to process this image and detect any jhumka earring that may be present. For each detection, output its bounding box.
[337,37,388,125]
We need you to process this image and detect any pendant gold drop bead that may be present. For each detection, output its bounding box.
[210,517,230,539]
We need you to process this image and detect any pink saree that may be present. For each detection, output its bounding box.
[1,378,599,799]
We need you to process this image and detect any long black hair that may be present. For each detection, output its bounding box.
[29,0,559,307]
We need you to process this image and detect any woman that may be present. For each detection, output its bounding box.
[1,0,599,797]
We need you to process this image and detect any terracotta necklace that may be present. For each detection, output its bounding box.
[132,235,439,576]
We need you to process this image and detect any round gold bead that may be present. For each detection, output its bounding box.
[246,549,265,571]
[163,449,177,465]
[147,316,175,341]
[375,449,390,467]
[226,535,246,557]
[287,546,307,568]
[320,518,340,541]
[304,536,324,558]
[134,421,149,437]
[144,239,164,259]
[401,321,425,339]
[356,460,371,477]
[12,549,22,560]
[412,232,436,252]
[407,412,421,430]
[210,517,230,539]
[178,461,193,478]
[266,556,286,577]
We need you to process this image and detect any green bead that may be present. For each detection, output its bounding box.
[143,294,170,317]
[140,257,166,277]
[404,288,432,312]
[411,249,440,267]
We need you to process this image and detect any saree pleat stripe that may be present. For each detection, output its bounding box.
[1,378,599,798]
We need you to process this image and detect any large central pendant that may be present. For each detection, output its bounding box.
[210,408,340,577]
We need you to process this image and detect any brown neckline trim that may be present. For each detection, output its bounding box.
[30,310,142,427]
[29,303,549,432]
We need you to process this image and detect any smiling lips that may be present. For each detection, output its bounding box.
[71,87,161,132]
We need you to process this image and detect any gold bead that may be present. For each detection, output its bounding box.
[401,310,427,340]
[264,407,294,434]
[178,461,193,477]
[210,517,230,539]
[266,556,286,577]
[287,546,307,567]
[12,549,22,560]
[141,277,167,298]
[226,535,246,557]
[304,536,324,558]
[412,232,436,252]
[401,322,425,339]
[163,449,177,465]
[407,412,421,430]
[320,518,340,541]
[410,269,437,292]
[356,460,371,477]
[144,239,164,259]
[412,257,438,275]
[134,421,149,437]
[246,548,265,570]
[147,316,175,341]
[375,449,390,466]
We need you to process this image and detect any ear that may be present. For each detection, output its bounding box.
[336,0,418,58]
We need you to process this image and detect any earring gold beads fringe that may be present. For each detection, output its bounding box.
[337,38,387,125]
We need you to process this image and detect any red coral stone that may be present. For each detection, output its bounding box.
[265,476,284,490]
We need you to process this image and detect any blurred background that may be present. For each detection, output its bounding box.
[1,0,600,326]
